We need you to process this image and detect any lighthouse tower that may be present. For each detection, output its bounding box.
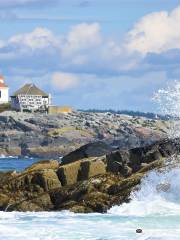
[0,76,9,104]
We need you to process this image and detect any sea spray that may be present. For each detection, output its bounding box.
[109,167,180,217]
[153,81,180,169]
[153,81,180,139]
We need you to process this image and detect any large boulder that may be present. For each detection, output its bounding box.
[24,160,59,172]
[61,141,113,165]
[106,139,179,175]
[30,169,61,191]
[6,168,61,192]
[57,161,81,186]
[11,192,54,211]
[57,156,107,186]
[78,157,106,180]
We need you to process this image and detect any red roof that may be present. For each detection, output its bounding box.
[0,82,8,88]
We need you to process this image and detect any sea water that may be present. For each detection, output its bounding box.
[0,157,42,172]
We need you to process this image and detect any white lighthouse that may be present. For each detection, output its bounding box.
[0,76,9,104]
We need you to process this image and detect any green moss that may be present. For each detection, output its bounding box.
[0,103,11,113]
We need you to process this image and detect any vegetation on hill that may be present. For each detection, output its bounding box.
[0,103,11,113]
[80,109,171,120]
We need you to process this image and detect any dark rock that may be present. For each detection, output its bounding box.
[106,139,179,174]
[62,141,113,165]
[156,183,171,192]
[0,193,10,210]
[57,161,81,186]
[78,157,106,181]
[31,169,61,192]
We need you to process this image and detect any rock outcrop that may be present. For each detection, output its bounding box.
[62,141,113,165]
[0,139,178,213]
[0,111,170,158]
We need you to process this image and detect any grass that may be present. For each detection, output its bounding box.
[48,127,95,137]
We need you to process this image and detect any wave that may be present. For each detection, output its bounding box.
[109,167,180,217]
[0,155,19,159]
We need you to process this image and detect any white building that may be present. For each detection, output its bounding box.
[0,76,9,104]
[11,83,51,112]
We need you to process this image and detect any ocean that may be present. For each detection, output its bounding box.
[0,156,43,172]
[0,157,180,240]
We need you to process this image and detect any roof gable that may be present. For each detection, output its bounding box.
[12,84,49,97]
[0,82,8,88]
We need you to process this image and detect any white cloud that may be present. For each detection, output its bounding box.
[0,23,102,57]
[0,19,166,78]
[61,23,102,56]
[51,72,80,91]
[0,23,116,74]
[9,27,59,50]
[127,6,180,55]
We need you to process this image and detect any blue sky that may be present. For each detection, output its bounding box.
[0,0,180,112]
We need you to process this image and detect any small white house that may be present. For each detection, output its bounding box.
[0,76,9,104]
[11,83,51,112]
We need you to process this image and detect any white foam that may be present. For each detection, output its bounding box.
[109,167,180,217]
[153,81,180,138]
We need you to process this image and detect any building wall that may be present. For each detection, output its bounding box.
[0,88,9,104]
[48,106,73,114]
[11,95,49,112]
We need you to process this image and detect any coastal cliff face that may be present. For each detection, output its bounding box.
[0,139,178,213]
[0,111,170,158]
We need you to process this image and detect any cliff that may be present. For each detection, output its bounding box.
[0,110,170,158]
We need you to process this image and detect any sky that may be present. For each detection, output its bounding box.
[0,0,180,112]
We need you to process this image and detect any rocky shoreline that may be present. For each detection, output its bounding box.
[0,111,170,158]
[0,139,178,213]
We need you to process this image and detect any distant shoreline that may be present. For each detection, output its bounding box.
[79,109,171,120]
